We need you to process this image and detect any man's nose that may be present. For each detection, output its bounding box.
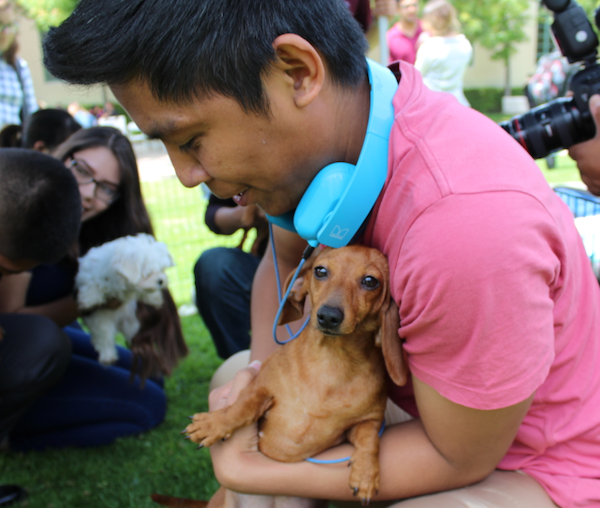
[165,145,211,188]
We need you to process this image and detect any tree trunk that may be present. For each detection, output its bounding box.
[504,54,512,96]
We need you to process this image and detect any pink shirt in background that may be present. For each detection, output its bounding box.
[387,21,423,65]
[364,62,600,507]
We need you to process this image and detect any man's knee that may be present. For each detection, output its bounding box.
[194,247,234,292]
[0,314,71,389]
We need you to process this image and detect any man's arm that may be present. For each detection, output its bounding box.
[208,370,533,501]
[249,225,308,362]
[568,94,600,195]
[0,272,79,327]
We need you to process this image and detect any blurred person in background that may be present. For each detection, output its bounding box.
[194,194,269,360]
[67,102,97,129]
[0,0,37,130]
[414,0,472,107]
[0,127,186,452]
[569,94,600,195]
[0,107,82,150]
[386,0,422,64]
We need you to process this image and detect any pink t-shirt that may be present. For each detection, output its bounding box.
[387,21,423,65]
[364,62,600,507]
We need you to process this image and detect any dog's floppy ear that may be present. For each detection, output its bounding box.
[277,254,316,326]
[375,298,408,387]
[114,252,142,284]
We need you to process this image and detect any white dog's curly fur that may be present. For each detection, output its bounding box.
[75,233,175,365]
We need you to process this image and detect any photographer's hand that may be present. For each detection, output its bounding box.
[569,94,600,195]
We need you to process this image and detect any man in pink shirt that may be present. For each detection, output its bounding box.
[387,0,423,64]
[44,0,600,506]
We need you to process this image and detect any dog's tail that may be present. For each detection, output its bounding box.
[150,493,208,507]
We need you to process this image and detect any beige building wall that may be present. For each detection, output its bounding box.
[18,16,115,109]
[463,1,539,90]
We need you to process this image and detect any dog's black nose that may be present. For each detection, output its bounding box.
[157,279,163,286]
[317,305,344,330]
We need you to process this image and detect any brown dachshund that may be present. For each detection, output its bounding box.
[152,245,408,507]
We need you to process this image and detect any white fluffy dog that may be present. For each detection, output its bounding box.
[75,233,175,365]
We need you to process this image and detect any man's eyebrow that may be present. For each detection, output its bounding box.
[147,123,171,141]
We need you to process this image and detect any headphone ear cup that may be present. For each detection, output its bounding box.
[266,210,296,233]
[294,162,354,244]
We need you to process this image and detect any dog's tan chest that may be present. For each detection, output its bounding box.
[254,348,386,462]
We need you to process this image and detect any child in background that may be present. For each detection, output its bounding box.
[414,0,472,107]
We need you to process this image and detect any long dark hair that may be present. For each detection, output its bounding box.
[53,126,154,255]
[54,126,188,380]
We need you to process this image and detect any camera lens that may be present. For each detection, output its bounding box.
[500,97,584,159]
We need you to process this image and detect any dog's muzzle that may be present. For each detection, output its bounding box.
[317,305,344,332]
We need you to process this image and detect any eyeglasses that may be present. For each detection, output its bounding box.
[69,159,120,204]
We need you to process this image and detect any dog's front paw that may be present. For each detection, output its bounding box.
[349,460,379,506]
[184,411,234,448]
[97,347,119,366]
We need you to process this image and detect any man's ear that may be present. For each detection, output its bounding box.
[272,34,325,109]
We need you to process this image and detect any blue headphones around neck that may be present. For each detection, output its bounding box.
[266,58,398,248]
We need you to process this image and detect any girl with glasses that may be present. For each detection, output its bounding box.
[0,126,187,452]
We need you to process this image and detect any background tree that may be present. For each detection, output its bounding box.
[16,0,77,31]
[453,0,532,96]
[574,0,599,37]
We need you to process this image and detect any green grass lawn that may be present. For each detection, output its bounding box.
[0,316,222,508]
[0,122,587,508]
[140,178,247,306]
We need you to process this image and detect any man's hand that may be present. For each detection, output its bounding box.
[235,204,269,255]
[208,360,262,412]
[239,204,267,231]
[569,94,600,195]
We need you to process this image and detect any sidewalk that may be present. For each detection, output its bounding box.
[132,139,177,182]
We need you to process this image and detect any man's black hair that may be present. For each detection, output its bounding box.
[43,0,368,116]
[0,149,81,264]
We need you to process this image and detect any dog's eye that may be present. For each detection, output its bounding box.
[362,276,380,289]
[314,266,328,279]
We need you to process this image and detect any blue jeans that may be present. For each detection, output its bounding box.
[10,324,166,451]
[194,247,261,359]
[0,314,71,445]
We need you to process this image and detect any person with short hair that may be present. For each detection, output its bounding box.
[0,149,81,268]
[386,0,422,64]
[0,148,81,504]
[22,108,83,153]
[0,107,82,150]
[43,1,600,506]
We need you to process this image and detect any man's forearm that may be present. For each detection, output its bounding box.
[211,418,493,502]
[249,227,308,362]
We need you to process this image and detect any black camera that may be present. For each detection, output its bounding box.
[500,0,600,159]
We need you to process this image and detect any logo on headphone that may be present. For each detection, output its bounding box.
[329,225,350,240]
